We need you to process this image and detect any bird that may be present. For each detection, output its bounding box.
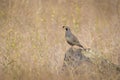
[63,26,84,49]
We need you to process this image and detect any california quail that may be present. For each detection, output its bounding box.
[63,26,84,49]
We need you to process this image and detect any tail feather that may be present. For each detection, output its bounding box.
[78,44,84,49]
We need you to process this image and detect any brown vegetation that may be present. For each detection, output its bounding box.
[0,0,120,80]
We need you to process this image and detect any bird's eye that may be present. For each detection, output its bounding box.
[66,28,68,31]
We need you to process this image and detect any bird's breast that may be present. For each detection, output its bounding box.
[66,36,71,42]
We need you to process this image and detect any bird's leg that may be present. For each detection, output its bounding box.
[72,45,76,51]
[71,46,73,51]
[70,46,74,52]
[71,46,73,48]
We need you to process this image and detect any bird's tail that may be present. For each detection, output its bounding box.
[78,44,84,49]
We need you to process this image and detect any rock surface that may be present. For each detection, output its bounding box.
[62,48,120,80]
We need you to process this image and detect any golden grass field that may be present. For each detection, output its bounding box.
[0,0,120,80]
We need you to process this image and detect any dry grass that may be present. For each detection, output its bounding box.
[0,0,120,80]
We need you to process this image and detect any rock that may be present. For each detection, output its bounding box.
[63,48,91,68]
[62,47,120,80]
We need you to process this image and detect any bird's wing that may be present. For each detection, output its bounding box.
[71,34,80,43]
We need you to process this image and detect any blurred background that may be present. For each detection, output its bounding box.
[0,0,120,80]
